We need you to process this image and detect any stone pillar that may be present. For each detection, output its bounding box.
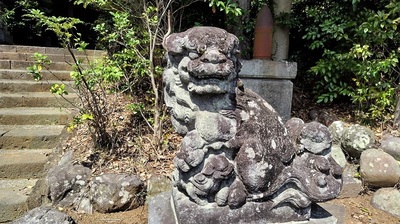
[272,0,291,61]
[239,59,297,121]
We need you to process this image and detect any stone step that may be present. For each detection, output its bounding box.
[0,79,74,93]
[0,107,73,125]
[0,44,105,57]
[0,178,37,223]
[0,92,78,108]
[0,60,74,71]
[0,149,52,179]
[0,125,65,149]
[0,52,99,63]
[0,69,72,81]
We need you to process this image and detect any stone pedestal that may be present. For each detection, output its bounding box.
[172,189,310,224]
[239,59,297,120]
[148,189,342,224]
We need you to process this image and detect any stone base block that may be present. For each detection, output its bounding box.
[239,78,293,120]
[172,189,310,224]
[148,189,340,224]
[338,165,362,199]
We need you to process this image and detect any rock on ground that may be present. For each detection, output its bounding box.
[46,162,91,204]
[329,121,348,144]
[341,124,375,159]
[91,173,144,213]
[338,165,362,199]
[380,135,400,161]
[360,148,400,187]
[12,206,76,224]
[371,188,400,218]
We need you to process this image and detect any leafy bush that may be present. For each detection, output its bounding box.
[293,0,400,125]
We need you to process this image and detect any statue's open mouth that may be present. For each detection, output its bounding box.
[186,60,235,95]
[188,60,234,79]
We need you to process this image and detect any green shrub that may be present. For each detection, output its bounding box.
[294,0,400,125]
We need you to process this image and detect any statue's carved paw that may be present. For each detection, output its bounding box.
[215,187,229,206]
[228,178,247,208]
[174,157,190,172]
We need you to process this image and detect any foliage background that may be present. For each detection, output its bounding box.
[2,0,400,135]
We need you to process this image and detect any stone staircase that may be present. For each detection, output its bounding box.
[0,45,103,222]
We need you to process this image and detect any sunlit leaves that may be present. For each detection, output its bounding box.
[301,0,400,124]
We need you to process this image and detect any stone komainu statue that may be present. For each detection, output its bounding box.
[163,26,342,223]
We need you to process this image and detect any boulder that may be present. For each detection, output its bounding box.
[328,121,348,144]
[359,148,400,187]
[371,188,400,218]
[341,124,375,159]
[46,162,91,204]
[12,206,76,224]
[380,135,400,161]
[90,173,144,213]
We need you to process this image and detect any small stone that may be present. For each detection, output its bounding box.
[331,144,348,168]
[338,165,362,198]
[298,121,332,154]
[341,124,375,159]
[371,188,400,217]
[360,148,400,187]
[380,134,400,161]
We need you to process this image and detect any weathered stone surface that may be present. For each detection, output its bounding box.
[12,206,76,224]
[149,189,341,224]
[338,165,362,198]
[46,162,91,204]
[341,124,375,159]
[380,135,400,161]
[298,121,332,154]
[331,144,347,169]
[239,78,293,121]
[285,117,305,133]
[90,173,144,213]
[172,188,311,224]
[148,191,176,224]
[239,59,297,79]
[328,121,348,144]
[359,148,400,187]
[26,178,51,210]
[147,175,172,198]
[371,188,400,218]
[164,26,342,223]
[285,117,305,152]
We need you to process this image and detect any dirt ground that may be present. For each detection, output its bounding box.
[331,194,400,224]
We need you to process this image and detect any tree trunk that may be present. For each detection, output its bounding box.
[272,0,292,61]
